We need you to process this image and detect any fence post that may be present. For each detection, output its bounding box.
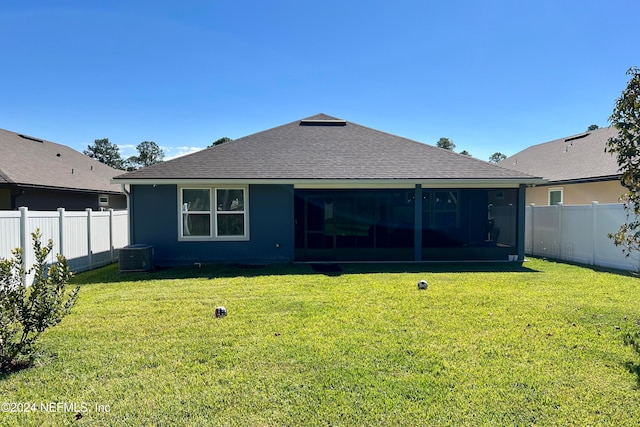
[86,208,93,269]
[19,206,28,284]
[557,202,563,260]
[109,208,114,263]
[591,201,599,266]
[57,207,65,258]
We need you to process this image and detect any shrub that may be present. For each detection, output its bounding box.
[0,230,79,372]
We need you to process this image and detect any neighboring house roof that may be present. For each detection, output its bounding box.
[499,126,621,184]
[114,114,542,185]
[0,128,125,194]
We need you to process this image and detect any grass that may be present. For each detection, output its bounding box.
[1,258,639,426]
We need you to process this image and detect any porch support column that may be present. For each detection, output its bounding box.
[414,184,422,261]
[517,184,526,261]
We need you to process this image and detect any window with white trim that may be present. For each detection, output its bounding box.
[549,188,563,205]
[179,186,248,240]
[98,194,109,207]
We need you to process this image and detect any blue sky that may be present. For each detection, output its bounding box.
[1,0,638,162]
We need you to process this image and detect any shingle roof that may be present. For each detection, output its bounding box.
[499,127,620,183]
[115,114,540,183]
[0,128,125,193]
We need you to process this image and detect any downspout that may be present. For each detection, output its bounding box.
[121,184,132,245]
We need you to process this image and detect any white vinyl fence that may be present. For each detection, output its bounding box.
[525,202,640,272]
[0,207,129,275]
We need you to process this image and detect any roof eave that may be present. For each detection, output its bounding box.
[541,175,621,186]
[1,182,124,194]
[112,177,547,188]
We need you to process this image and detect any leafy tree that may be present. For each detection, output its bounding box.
[459,150,471,156]
[210,137,232,147]
[126,141,165,171]
[0,230,79,372]
[83,138,125,169]
[436,137,455,151]
[587,124,600,131]
[489,152,507,163]
[605,67,640,255]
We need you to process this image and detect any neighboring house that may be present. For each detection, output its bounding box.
[113,114,543,265]
[0,128,127,210]
[499,127,625,206]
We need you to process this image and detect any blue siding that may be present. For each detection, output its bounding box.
[130,184,294,265]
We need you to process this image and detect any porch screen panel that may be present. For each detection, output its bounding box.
[334,195,377,249]
[422,190,461,247]
[305,196,334,249]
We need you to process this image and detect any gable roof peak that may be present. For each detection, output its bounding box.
[300,113,343,122]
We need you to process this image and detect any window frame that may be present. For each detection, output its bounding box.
[98,194,109,207]
[178,185,249,241]
[548,187,563,206]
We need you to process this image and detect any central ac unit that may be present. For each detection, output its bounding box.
[119,244,153,272]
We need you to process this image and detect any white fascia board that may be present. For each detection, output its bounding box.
[112,178,547,187]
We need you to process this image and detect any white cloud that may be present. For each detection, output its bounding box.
[116,143,206,161]
[117,144,137,158]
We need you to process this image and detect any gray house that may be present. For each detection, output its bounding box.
[114,114,543,265]
[499,127,624,206]
[0,128,127,211]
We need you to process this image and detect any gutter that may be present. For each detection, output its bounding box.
[534,175,621,186]
[111,177,548,188]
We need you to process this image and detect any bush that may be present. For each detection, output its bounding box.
[0,230,79,372]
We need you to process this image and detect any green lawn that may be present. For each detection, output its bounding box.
[1,258,639,426]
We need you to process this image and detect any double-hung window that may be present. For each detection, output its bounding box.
[179,186,248,240]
